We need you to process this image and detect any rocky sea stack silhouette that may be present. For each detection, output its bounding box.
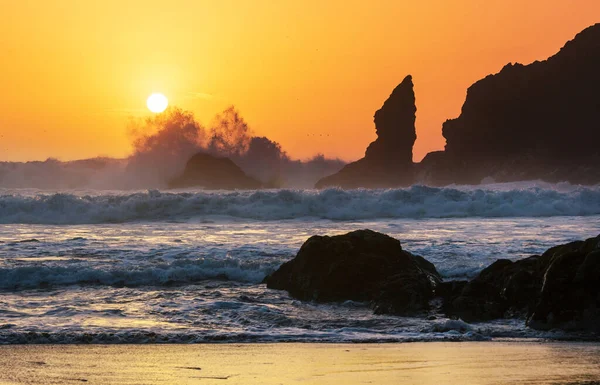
[315,75,417,188]
[317,23,600,188]
[169,152,262,189]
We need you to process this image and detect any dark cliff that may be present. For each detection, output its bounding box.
[419,23,600,185]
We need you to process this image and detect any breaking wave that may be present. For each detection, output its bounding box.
[0,260,275,290]
[1,184,600,224]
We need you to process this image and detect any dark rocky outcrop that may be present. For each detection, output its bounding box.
[442,257,544,322]
[169,152,262,189]
[317,24,600,188]
[443,234,600,332]
[264,229,440,315]
[419,23,600,185]
[266,228,600,333]
[527,235,600,331]
[315,76,417,188]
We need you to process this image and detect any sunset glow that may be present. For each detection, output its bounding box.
[0,1,599,162]
[1,1,600,378]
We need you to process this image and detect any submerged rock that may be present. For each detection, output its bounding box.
[264,229,440,315]
[169,152,262,190]
[315,76,417,188]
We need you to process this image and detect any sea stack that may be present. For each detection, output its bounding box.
[315,75,417,188]
[168,152,262,190]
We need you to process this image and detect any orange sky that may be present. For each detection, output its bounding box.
[0,1,598,162]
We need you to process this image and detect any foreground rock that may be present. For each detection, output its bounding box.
[264,229,440,315]
[528,235,600,331]
[419,23,600,185]
[315,76,417,188]
[169,152,262,189]
[441,257,542,322]
[444,234,600,332]
[267,229,600,333]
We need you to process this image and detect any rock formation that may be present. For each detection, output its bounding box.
[315,75,417,188]
[264,229,440,316]
[527,235,600,331]
[316,24,600,187]
[419,23,600,185]
[169,152,262,189]
[440,257,543,322]
[266,228,600,333]
[442,234,600,332]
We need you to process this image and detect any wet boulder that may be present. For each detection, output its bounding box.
[264,229,440,315]
[443,234,600,332]
[527,235,600,332]
[444,256,544,322]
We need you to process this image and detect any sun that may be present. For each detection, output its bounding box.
[146,93,168,113]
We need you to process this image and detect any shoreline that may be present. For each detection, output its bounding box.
[1,334,600,345]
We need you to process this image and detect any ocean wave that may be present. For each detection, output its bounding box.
[0,260,274,290]
[1,185,600,224]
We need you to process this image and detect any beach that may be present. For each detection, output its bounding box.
[1,342,599,384]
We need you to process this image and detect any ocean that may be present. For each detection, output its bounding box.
[1,181,599,344]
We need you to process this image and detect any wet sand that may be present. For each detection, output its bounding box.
[0,342,599,384]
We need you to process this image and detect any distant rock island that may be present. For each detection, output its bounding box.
[318,23,600,188]
[315,75,416,188]
[169,152,262,189]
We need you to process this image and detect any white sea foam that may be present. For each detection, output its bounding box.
[1,184,599,224]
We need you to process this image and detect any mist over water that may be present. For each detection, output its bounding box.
[0,107,345,190]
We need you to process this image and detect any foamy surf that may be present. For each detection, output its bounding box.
[1,185,599,345]
[1,184,600,224]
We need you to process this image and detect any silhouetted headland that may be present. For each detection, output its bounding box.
[318,23,600,188]
[420,22,600,185]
